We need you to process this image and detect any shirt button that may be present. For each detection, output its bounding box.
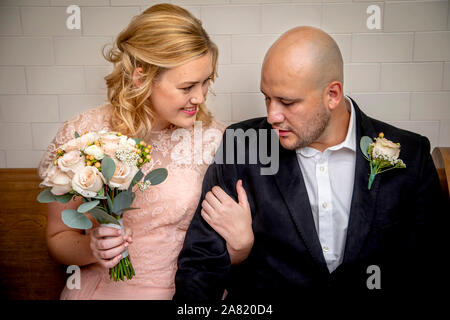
[322,246,329,252]
[322,202,328,209]
[319,166,325,172]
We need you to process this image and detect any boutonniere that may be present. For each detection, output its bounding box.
[360,132,406,190]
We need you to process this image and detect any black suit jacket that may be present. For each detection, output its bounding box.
[174,98,444,302]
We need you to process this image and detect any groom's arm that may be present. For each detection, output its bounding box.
[173,136,240,302]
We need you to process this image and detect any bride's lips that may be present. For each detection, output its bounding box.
[181,105,198,116]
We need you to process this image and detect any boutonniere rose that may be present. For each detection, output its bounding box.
[360,132,406,190]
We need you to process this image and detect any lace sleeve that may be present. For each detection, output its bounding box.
[37,104,113,180]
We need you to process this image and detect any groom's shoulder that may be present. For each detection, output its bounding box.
[363,113,430,153]
[225,117,270,131]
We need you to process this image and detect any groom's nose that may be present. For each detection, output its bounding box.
[267,103,285,125]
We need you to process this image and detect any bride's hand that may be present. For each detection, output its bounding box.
[201,180,254,265]
[89,226,133,269]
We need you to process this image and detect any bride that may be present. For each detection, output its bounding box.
[38,3,253,300]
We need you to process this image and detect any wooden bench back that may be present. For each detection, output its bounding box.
[0,169,66,300]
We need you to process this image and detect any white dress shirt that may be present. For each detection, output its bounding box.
[296,97,356,273]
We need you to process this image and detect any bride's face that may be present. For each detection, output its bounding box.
[150,52,213,130]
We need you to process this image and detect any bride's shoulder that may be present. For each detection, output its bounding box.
[203,117,226,134]
[63,103,114,133]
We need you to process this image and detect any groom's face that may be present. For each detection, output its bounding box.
[261,59,331,151]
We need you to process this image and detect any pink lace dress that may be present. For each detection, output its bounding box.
[38,104,225,299]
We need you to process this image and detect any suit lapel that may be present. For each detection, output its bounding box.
[342,98,381,266]
[273,145,329,274]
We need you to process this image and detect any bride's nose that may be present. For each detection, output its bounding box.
[190,87,205,105]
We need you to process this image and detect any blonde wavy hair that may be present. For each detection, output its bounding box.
[102,3,218,139]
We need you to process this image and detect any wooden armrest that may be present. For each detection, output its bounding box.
[432,147,450,200]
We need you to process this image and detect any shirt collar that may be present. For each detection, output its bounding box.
[297,95,356,158]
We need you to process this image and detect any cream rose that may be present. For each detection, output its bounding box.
[72,166,105,197]
[102,142,119,157]
[40,166,72,195]
[372,137,400,160]
[84,144,105,160]
[57,150,85,178]
[100,133,121,145]
[108,159,139,190]
[62,138,86,152]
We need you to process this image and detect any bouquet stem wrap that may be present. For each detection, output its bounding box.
[101,219,135,281]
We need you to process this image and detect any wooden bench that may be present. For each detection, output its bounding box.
[1,147,449,300]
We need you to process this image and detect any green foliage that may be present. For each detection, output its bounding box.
[144,168,168,186]
[61,209,92,229]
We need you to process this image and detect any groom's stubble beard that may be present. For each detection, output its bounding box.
[281,101,331,151]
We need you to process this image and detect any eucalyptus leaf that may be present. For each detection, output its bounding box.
[75,131,80,138]
[128,170,144,192]
[77,200,100,213]
[37,188,56,203]
[116,207,139,217]
[88,207,120,225]
[133,138,142,145]
[55,193,73,204]
[101,156,116,183]
[360,136,373,160]
[144,168,168,186]
[113,191,133,214]
[62,209,92,230]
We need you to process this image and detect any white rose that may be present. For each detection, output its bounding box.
[372,137,400,160]
[72,166,105,197]
[102,142,119,157]
[100,133,121,145]
[62,137,86,152]
[84,144,104,160]
[40,166,72,195]
[127,138,136,147]
[57,150,85,178]
[108,159,139,190]
[79,132,99,145]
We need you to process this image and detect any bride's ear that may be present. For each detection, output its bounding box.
[132,67,144,87]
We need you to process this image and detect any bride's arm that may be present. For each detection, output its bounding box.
[46,198,97,266]
[47,199,132,268]
[200,180,254,265]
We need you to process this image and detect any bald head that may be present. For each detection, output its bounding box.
[263,26,343,92]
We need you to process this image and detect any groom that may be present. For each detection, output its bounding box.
[174,26,444,301]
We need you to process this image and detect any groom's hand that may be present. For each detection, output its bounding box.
[201,180,254,265]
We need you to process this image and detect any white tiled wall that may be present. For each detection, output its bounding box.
[0,0,449,168]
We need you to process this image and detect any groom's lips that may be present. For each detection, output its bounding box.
[274,127,292,137]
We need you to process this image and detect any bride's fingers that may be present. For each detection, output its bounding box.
[96,243,128,260]
[205,190,221,209]
[201,199,216,216]
[211,186,232,204]
[100,254,122,269]
[95,236,124,250]
[236,180,250,210]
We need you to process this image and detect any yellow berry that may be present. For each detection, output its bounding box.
[94,162,101,168]
[140,141,146,146]
[86,161,92,166]
[379,132,384,138]
[138,158,143,163]
[144,148,150,153]
[146,155,151,160]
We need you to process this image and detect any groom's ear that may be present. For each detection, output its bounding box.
[325,81,343,111]
[132,67,144,87]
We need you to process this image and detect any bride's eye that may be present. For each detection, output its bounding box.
[181,85,194,92]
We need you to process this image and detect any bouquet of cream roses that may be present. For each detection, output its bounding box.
[37,130,167,281]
